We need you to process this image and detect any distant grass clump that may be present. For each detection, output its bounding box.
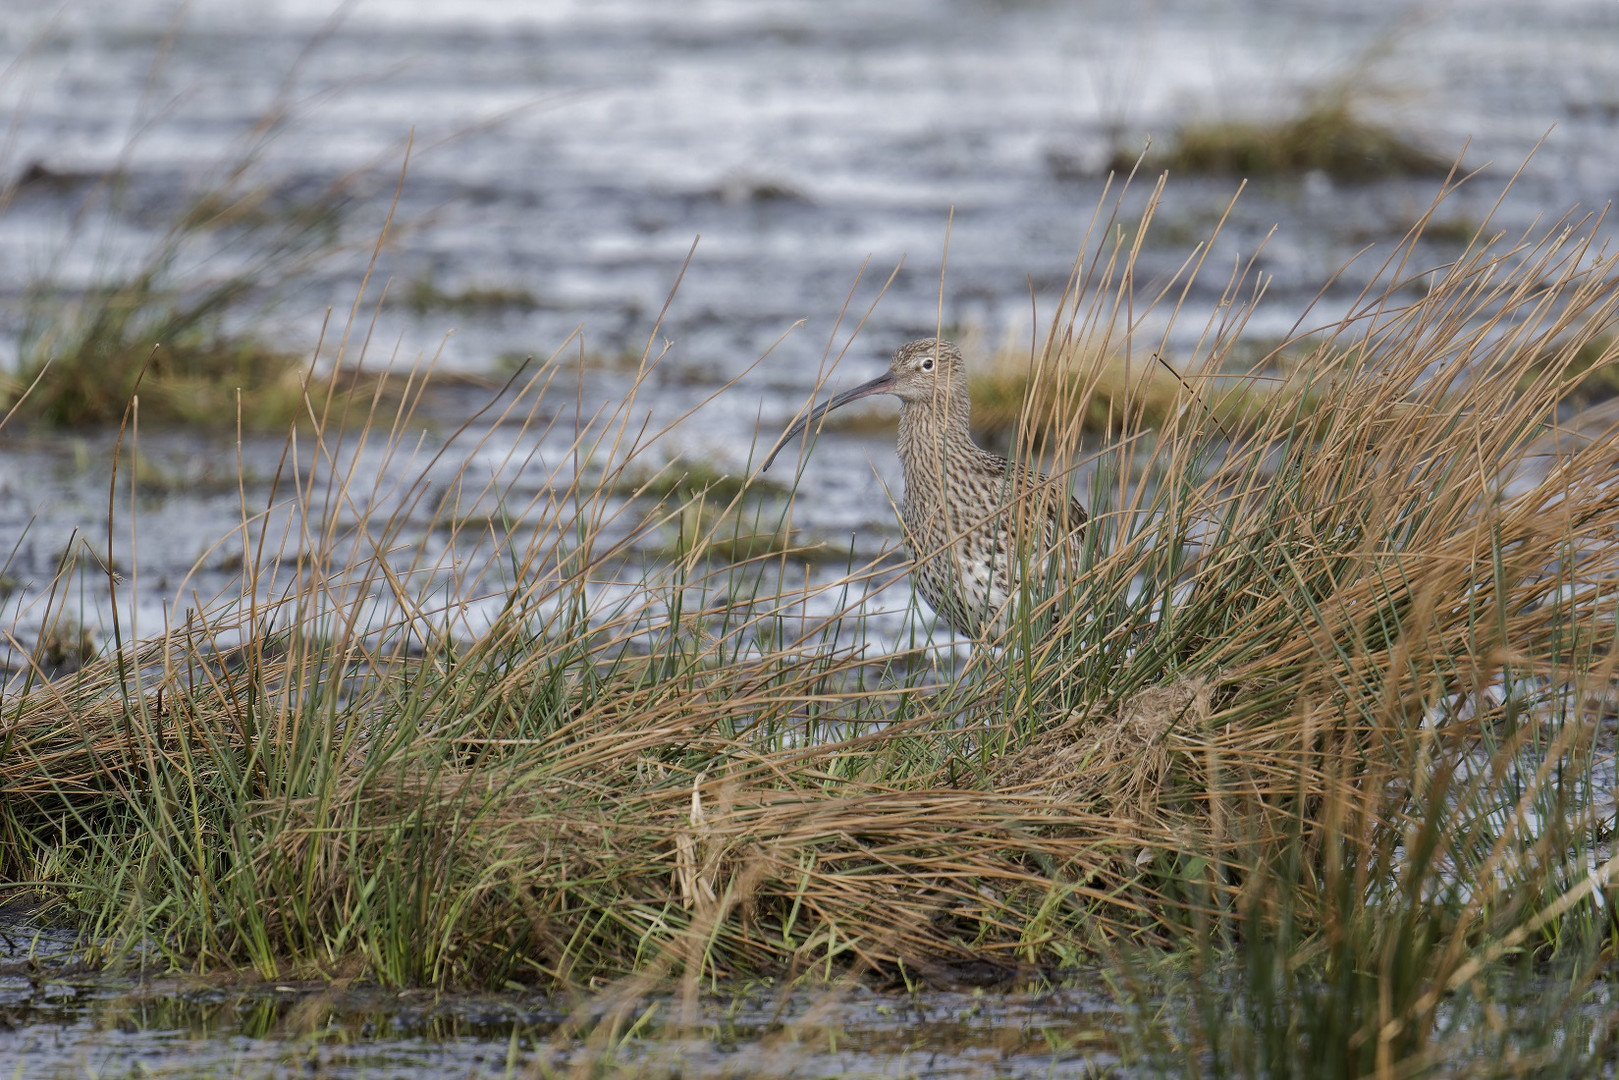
[6,223,344,429]
[1,97,382,428]
[970,179,1329,445]
[2,175,1617,1074]
[969,342,1321,444]
[653,498,828,564]
[609,456,777,503]
[1115,66,1449,182]
[15,301,317,428]
[404,273,540,316]
[610,458,842,566]
[1157,100,1448,180]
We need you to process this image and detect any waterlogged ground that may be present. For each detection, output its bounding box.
[4,914,1613,1078]
[3,898,1129,1078]
[3,0,1619,1073]
[3,892,1128,1078]
[0,961,1128,1078]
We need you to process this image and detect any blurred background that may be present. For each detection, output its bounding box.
[1,0,1617,661]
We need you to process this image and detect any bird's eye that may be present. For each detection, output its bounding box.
[920,356,935,372]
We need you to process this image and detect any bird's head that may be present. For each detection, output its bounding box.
[884,338,965,405]
[759,338,969,472]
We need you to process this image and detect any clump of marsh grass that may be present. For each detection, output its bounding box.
[1005,177,1619,1070]
[0,32,388,429]
[8,165,371,428]
[1121,37,1450,183]
[1154,99,1447,181]
[608,455,781,503]
[606,454,837,565]
[16,316,321,429]
[971,178,1325,447]
[2,167,1617,1074]
[403,273,541,316]
[968,316,1324,445]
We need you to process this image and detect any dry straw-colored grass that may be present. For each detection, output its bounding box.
[2,174,1617,1033]
[994,677,1216,811]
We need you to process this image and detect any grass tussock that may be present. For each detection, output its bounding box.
[605,455,831,564]
[404,274,541,315]
[1152,100,1448,181]
[1122,55,1450,183]
[969,341,1323,443]
[1,86,385,428]
[15,319,322,429]
[6,232,358,429]
[2,171,1618,1071]
[5,184,355,424]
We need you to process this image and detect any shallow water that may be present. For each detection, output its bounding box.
[0,901,1131,1078]
[0,962,1126,1078]
[4,0,1619,668]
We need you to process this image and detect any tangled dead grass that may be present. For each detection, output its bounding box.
[994,677,1216,812]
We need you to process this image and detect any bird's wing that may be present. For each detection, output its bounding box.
[1063,494,1088,533]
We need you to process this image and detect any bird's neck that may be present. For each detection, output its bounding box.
[897,396,977,484]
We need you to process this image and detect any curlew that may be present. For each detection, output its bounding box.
[761,338,1088,641]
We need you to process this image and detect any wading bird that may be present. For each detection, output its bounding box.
[761,338,1088,641]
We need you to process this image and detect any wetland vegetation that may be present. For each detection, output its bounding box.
[4,175,1618,1076]
[1143,99,1448,182]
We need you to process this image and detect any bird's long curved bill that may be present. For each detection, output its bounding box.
[759,371,896,473]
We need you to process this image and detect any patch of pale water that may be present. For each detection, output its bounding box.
[5,0,1616,364]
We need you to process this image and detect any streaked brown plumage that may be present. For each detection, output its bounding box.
[762,338,1086,640]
